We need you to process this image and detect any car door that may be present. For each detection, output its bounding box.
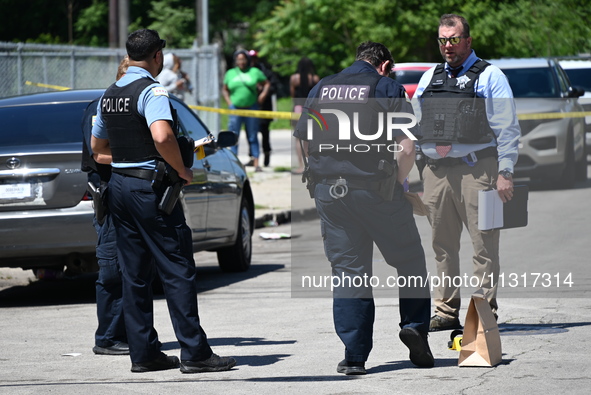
[169,98,209,241]
[169,98,240,243]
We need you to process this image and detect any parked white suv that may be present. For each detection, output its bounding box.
[558,57,591,153]
[488,58,587,188]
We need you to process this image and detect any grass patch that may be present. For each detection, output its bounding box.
[254,204,269,209]
[273,166,292,173]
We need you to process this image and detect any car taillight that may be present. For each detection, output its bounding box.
[82,191,93,201]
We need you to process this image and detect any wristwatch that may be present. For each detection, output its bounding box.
[498,170,513,179]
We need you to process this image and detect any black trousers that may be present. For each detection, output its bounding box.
[108,173,212,363]
[314,182,431,362]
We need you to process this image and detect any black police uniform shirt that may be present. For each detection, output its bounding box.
[294,60,417,180]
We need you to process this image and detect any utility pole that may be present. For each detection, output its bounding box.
[118,0,129,48]
[196,0,209,46]
[108,0,118,48]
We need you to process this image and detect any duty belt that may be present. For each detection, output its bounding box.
[318,177,394,200]
[426,146,497,167]
[112,161,166,186]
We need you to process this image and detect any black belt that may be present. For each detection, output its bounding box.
[320,178,383,191]
[113,167,160,182]
[426,146,497,167]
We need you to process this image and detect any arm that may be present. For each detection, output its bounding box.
[93,153,112,165]
[258,79,271,105]
[395,135,416,184]
[150,120,193,184]
[91,135,111,156]
[222,83,232,106]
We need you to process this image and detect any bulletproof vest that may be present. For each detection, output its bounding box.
[101,77,163,163]
[306,71,398,176]
[420,59,495,144]
[81,98,112,182]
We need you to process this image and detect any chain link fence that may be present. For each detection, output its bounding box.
[0,42,221,132]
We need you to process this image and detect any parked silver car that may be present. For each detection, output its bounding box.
[488,58,587,188]
[0,89,254,274]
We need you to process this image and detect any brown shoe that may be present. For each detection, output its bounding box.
[429,315,462,332]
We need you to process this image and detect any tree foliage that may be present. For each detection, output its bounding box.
[1,0,590,79]
[254,0,591,77]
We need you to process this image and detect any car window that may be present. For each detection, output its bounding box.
[555,65,570,94]
[501,68,559,98]
[0,102,87,147]
[392,70,426,85]
[564,68,591,91]
[169,99,209,139]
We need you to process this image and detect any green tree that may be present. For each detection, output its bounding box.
[254,0,591,78]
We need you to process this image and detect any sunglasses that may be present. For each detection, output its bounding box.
[153,39,167,58]
[437,36,465,46]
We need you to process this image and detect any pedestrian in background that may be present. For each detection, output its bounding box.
[294,41,434,375]
[290,57,319,174]
[414,14,520,331]
[222,49,270,172]
[81,55,129,357]
[91,28,236,374]
[249,49,278,167]
[158,53,192,102]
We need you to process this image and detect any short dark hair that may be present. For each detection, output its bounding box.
[439,14,471,37]
[356,41,394,73]
[126,29,164,61]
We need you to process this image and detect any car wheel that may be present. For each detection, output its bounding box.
[217,197,252,272]
[557,131,576,189]
[575,136,587,181]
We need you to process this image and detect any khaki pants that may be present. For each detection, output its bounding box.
[422,156,500,319]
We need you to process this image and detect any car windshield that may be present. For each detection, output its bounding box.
[501,68,559,98]
[0,102,88,146]
[563,68,591,91]
[392,70,426,85]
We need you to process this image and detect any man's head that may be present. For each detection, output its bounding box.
[126,29,166,76]
[356,41,394,76]
[438,14,472,68]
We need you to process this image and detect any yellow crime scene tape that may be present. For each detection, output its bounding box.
[189,105,300,121]
[23,81,591,121]
[25,81,71,91]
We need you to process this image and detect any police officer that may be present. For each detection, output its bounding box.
[294,41,434,375]
[91,29,235,373]
[414,14,520,331]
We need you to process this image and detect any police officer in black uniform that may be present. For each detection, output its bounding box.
[91,29,235,373]
[294,41,434,375]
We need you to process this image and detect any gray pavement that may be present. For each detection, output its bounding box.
[1,130,590,393]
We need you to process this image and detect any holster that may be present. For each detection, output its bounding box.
[302,167,316,198]
[158,166,183,215]
[377,159,399,201]
[86,181,108,225]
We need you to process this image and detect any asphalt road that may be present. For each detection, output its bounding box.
[1,149,590,394]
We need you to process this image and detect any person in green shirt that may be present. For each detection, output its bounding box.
[222,50,270,171]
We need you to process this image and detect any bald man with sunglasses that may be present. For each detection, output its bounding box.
[414,14,521,332]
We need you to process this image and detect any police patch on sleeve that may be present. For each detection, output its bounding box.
[152,87,169,97]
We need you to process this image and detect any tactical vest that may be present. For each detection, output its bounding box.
[81,98,112,182]
[306,71,401,176]
[101,77,163,163]
[420,59,494,144]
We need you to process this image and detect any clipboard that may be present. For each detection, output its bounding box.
[478,185,528,230]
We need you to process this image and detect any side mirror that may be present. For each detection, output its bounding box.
[216,130,238,148]
[568,86,585,98]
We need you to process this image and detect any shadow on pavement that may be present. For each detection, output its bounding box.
[0,263,284,307]
[499,321,591,335]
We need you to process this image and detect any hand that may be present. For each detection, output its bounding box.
[179,167,193,185]
[496,175,514,203]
